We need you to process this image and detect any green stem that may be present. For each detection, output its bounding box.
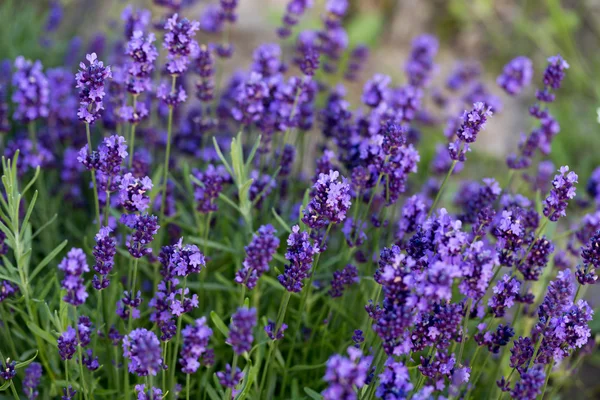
[74,306,89,400]
[85,122,101,226]
[161,75,177,220]
[9,381,21,400]
[186,374,191,400]
[129,95,138,169]
[428,160,457,217]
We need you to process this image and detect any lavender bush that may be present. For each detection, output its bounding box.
[0,1,598,399]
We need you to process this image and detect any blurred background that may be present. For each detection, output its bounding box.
[2,0,600,395]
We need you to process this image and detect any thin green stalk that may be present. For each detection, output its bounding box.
[161,75,177,219]
[428,160,457,217]
[186,374,191,400]
[85,122,101,226]
[9,381,21,400]
[74,306,89,400]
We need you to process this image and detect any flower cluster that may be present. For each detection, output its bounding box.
[75,53,112,124]
[278,225,319,292]
[58,248,89,306]
[235,225,280,289]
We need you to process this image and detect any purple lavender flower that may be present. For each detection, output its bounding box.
[22,362,42,399]
[278,225,318,292]
[446,61,481,91]
[82,349,99,371]
[75,53,112,124]
[460,241,498,301]
[303,170,351,229]
[121,213,160,258]
[227,307,257,355]
[220,0,239,23]
[578,230,600,284]
[538,269,574,320]
[194,45,215,101]
[77,315,93,347]
[134,384,163,400]
[231,72,269,125]
[381,121,407,157]
[510,366,545,400]
[11,57,49,123]
[216,364,244,393]
[121,6,151,39]
[455,102,493,144]
[404,34,438,88]
[265,320,288,341]
[235,225,279,289]
[119,173,153,212]
[62,386,77,400]
[251,43,283,78]
[163,14,200,75]
[156,80,187,107]
[543,166,578,222]
[322,346,372,400]
[125,30,158,96]
[0,358,16,381]
[542,54,569,91]
[376,358,413,399]
[122,328,163,376]
[510,336,534,372]
[0,280,18,303]
[519,236,554,281]
[329,264,359,298]
[180,317,213,374]
[116,290,143,320]
[362,74,390,108]
[497,56,533,95]
[45,1,63,32]
[58,326,78,361]
[488,274,520,317]
[277,0,314,38]
[352,330,364,348]
[344,45,369,81]
[58,248,89,306]
[199,5,224,33]
[475,324,515,354]
[192,164,227,213]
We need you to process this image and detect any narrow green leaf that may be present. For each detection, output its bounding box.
[290,362,326,371]
[205,382,221,400]
[244,135,262,174]
[26,322,56,345]
[0,273,19,285]
[31,213,58,240]
[299,189,310,230]
[218,193,242,213]
[15,350,38,369]
[20,190,38,239]
[188,237,238,253]
[22,167,40,197]
[210,311,230,337]
[0,381,11,391]
[304,387,323,400]
[29,239,68,281]
[213,136,234,178]
[271,208,292,233]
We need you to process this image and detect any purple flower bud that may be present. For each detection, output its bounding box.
[227,307,257,355]
[278,225,318,292]
[62,386,77,400]
[58,248,89,306]
[0,280,18,303]
[163,14,200,75]
[125,31,158,96]
[376,358,413,399]
[236,225,279,290]
[542,54,569,90]
[192,164,227,214]
[134,384,163,400]
[231,72,269,125]
[488,274,520,318]
[278,0,314,38]
[121,213,160,258]
[302,170,351,229]
[265,319,287,341]
[216,364,244,392]
[543,165,577,222]
[58,326,78,361]
[76,53,112,124]
[322,347,372,400]
[23,362,42,399]
[404,34,438,88]
[119,173,153,212]
[344,45,369,81]
[121,6,151,39]
[329,264,358,298]
[180,317,213,374]
[538,269,574,320]
[12,57,50,123]
[510,366,545,400]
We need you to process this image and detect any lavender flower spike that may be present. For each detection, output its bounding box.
[235,225,280,290]
[302,170,352,230]
[122,328,163,376]
[58,248,90,306]
[278,225,318,293]
[497,56,533,96]
[543,165,578,222]
[75,53,112,124]
[227,307,257,355]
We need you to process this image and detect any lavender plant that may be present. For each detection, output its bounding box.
[0,1,598,399]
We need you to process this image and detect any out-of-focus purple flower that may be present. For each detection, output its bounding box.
[195,45,216,101]
[362,74,390,108]
[265,319,288,341]
[75,53,112,124]
[163,14,200,75]
[455,102,493,144]
[538,269,574,320]
[77,315,93,347]
[344,45,369,81]
[278,0,314,38]
[510,366,545,400]
[352,330,364,348]
[329,264,358,298]
[62,386,77,400]
[497,56,533,95]
[121,213,160,258]
[251,43,283,78]
[376,358,413,399]
[248,170,276,209]
[302,170,351,229]
[446,61,480,91]
[323,0,348,28]
[322,346,372,400]
[58,326,78,361]
[220,0,239,23]
[58,248,89,306]
[586,166,600,203]
[23,362,42,399]
[543,166,578,222]
[12,57,49,123]
[134,384,163,400]
[231,72,269,125]
[216,364,244,393]
[0,280,18,303]
[180,317,213,374]
[192,164,227,214]
[510,336,534,372]
[82,349,99,371]
[156,79,187,107]
[227,307,257,355]
[488,274,520,318]
[119,173,153,212]
[45,1,63,32]
[405,34,438,88]
[542,54,569,91]
[518,236,554,281]
[381,122,407,157]
[122,328,163,376]
[578,230,600,285]
[200,5,224,33]
[121,6,151,39]
[236,225,279,290]
[278,225,318,292]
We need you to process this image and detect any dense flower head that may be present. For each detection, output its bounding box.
[134,384,163,400]
[121,6,151,39]
[76,53,112,124]
[58,247,89,305]
[12,57,49,123]
[543,166,578,222]
[122,328,163,376]
[231,72,269,125]
[362,74,390,108]
[125,30,158,95]
[116,290,143,320]
[488,274,520,317]
[57,326,78,361]
[156,80,187,107]
[236,225,279,289]
[302,170,351,229]
[455,102,493,144]
[542,54,569,90]
[163,14,200,74]
[344,44,369,81]
[322,346,372,400]
[23,362,42,400]
[227,307,257,355]
[510,336,534,372]
[265,320,288,341]
[195,44,215,101]
[0,358,16,381]
[216,364,244,392]
[180,317,213,374]
[119,173,153,212]
[459,241,498,300]
[538,269,574,320]
[518,236,554,281]
[121,213,160,258]
[0,280,18,303]
[251,43,283,78]
[510,366,545,400]
[278,225,318,292]
[497,56,533,95]
[278,0,314,38]
[381,121,407,156]
[578,229,600,284]
[376,358,413,399]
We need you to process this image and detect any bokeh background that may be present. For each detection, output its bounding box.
[2,0,600,396]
